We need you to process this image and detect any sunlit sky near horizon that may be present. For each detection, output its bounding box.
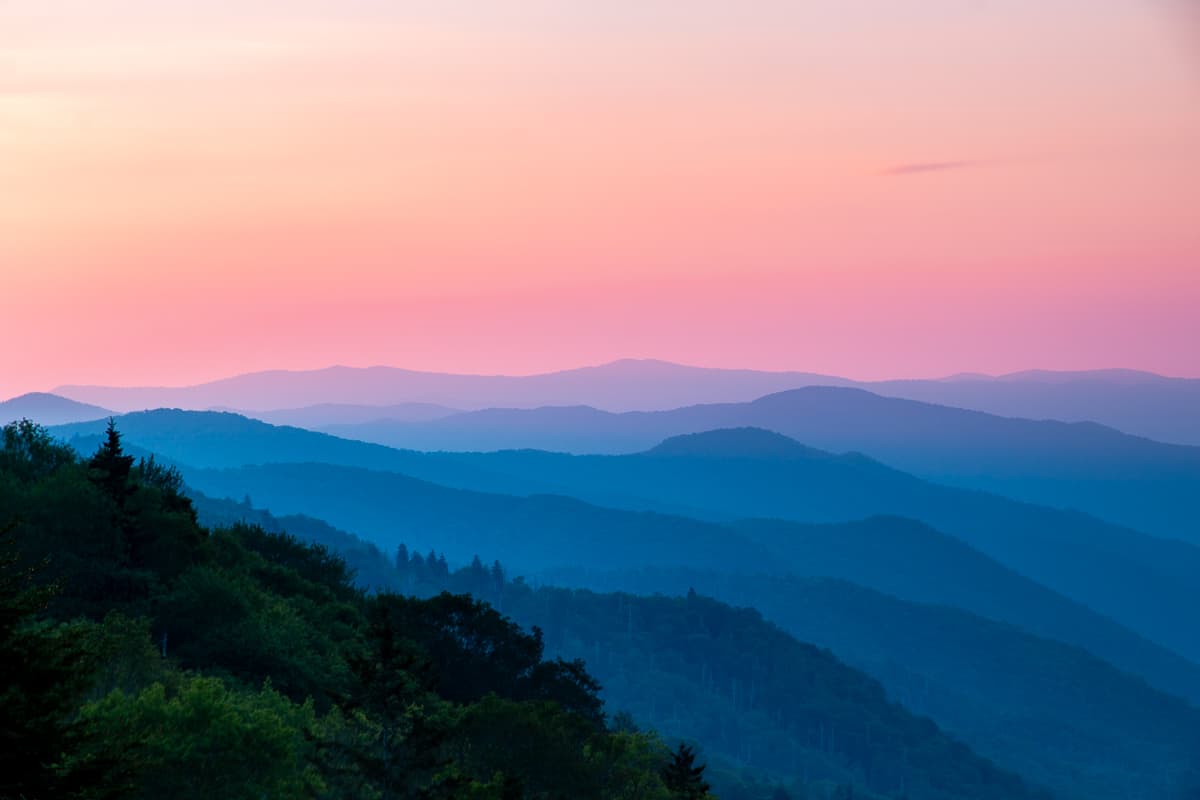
[2,0,1198,395]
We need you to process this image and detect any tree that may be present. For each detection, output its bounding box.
[661,744,712,800]
[0,524,120,800]
[88,419,135,506]
[0,419,75,483]
[73,677,321,800]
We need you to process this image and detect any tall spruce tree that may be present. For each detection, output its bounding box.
[662,743,711,800]
[88,419,135,506]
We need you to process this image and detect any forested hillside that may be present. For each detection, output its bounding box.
[539,567,1200,800]
[0,420,702,799]
[54,411,1200,668]
[168,457,1200,705]
[0,420,1045,800]
[189,492,1200,800]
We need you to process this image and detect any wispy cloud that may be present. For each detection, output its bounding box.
[879,159,992,177]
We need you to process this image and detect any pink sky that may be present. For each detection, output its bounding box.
[2,0,1198,395]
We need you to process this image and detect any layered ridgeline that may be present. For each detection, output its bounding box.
[0,421,1044,800]
[50,399,1200,548]
[50,359,1200,446]
[192,492,1200,800]
[304,388,1200,544]
[50,410,1200,687]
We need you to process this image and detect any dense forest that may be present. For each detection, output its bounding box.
[0,420,709,799]
[0,420,1045,799]
[193,491,1200,800]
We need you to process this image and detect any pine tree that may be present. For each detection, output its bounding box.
[396,544,409,572]
[88,419,135,506]
[470,555,485,575]
[662,743,711,800]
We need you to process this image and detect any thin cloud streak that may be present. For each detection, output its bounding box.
[879,159,992,176]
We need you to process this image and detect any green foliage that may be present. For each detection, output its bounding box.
[73,676,322,800]
[409,554,1051,800]
[0,524,99,800]
[0,421,678,800]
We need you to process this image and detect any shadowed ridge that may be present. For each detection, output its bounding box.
[644,427,834,460]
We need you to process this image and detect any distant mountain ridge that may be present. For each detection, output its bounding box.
[53,359,852,413]
[229,401,461,428]
[50,409,1200,701]
[0,392,112,426]
[316,387,1200,543]
[49,408,1200,669]
[51,358,1200,444]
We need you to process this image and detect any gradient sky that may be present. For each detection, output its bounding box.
[2,0,1198,395]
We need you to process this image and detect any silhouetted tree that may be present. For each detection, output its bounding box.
[88,419,135,506]
[662,743,711,800]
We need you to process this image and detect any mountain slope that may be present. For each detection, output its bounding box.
[869,371,1200,446]
[3,420,1048,800]
[235,401,460,427]
[456,580,1051,800]
[166,458,1200,706]
[189,491,1200,800]
[534,567,1200,800]
[425,428,1200,664]
[0,392,112,425]
[51,410,1200,696]
[322,387,1200,543]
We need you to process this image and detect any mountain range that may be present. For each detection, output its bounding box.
[46,359,1200,444]
[191,490,1200,800]
[51,407,1200,671]
[313,388,1200,544]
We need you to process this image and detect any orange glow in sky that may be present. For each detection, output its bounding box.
[2,1,1198,394]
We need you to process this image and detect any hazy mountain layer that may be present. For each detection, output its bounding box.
[317,388,1200,543]
[0,392,112,426]
[172,458,1200,705]
[51,359,1200,444]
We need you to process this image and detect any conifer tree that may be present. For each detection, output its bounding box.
[88,419,135,506]
[662,743,712,800]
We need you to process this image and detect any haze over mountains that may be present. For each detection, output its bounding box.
[50,410,1200,691]
[11,357,1200,798]
[47,358,1200,445]
[246,388,1200,543]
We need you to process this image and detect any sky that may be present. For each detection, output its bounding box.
[2,0,1198,395]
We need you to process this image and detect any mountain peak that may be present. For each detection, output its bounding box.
[0,392,113,426]
[645,427,828,459]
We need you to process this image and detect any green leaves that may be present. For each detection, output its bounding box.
[1,420,679,800]
[74,677,323,800]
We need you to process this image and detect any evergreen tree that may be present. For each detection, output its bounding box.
[87,419,135,506]
[395,544,409,572]
[662,743,711,800]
